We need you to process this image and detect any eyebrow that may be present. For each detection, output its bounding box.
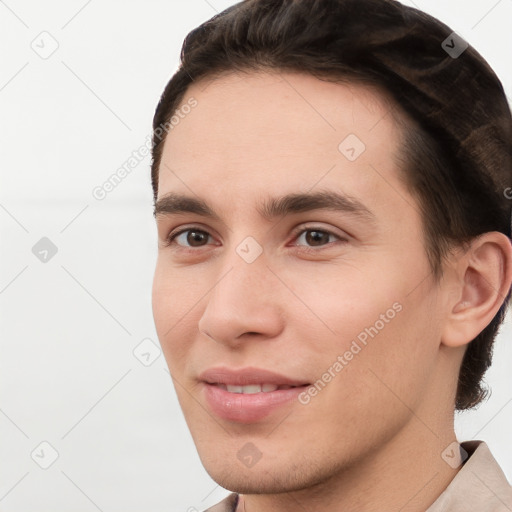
[153,190,376,224]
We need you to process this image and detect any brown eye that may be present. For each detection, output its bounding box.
[295,228,341,248]
[168,228,212,247]
[304,230,332,246]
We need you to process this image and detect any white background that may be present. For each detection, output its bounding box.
[0,1,511,510]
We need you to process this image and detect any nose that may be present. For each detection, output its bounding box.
[197,251,285,347]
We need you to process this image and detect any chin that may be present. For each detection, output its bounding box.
[198,448,338,496]
[203,465,303,494]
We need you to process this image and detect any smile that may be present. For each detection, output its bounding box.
[199,367,310,423]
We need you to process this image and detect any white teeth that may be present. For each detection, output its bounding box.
[223,384,280,394]
[243,385,262,394]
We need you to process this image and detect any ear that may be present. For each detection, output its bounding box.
[441,232,512,348]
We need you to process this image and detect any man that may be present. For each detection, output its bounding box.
[150,0,512,510]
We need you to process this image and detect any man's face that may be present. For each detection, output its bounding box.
[152,71,450,492]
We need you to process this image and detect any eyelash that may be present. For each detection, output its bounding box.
[164,225,346,253]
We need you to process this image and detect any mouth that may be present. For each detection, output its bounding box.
[199,367,311,423]
[210,383,303,393]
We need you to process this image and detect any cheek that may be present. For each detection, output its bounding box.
[295,304,438,446]
[282,260,403,343]
[327,289,441,420]
[152,259,204,323]
[289,260,439,396]
[151,262,200,366]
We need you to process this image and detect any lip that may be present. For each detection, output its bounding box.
[199,366,310,423]
[199,366,310,387]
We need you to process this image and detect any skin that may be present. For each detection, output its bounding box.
[151,71,512,511]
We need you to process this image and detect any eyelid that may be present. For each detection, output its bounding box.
[290,223,349,243]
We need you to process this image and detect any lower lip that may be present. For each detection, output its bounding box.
[202,383,308,423]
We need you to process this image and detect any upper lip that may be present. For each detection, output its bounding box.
[199,366,310,387]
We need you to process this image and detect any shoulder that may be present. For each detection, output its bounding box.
[427,440,512,512]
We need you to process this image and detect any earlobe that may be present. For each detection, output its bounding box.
[441,232,512,348]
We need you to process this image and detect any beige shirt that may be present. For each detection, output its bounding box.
[204,440,512,511]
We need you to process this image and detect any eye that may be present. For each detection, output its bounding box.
[293,228,343,249]
[167,227,213,248]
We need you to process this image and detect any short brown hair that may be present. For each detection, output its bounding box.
[150,0,512,411]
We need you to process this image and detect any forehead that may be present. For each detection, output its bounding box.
[157,70,406,211]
